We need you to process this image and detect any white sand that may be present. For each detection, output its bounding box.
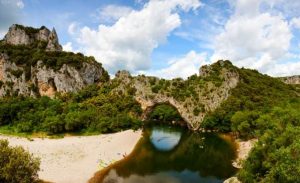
[0,130,142,183]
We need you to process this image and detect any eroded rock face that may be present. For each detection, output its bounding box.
[280,75,300,85]
[3,24,62,51]
[0,54,107,98]
[113,61,239,130]
[0,54,33,97]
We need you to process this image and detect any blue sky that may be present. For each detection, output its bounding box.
[1,0,300,78]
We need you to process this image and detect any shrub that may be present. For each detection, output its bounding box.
[9,69,23,78]
[0,140,40,183]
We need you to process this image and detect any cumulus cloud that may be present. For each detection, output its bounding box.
[0,0,24,38]
[63,42,74,52]
[77,0,201,74]
[290,17,300,29]
[147,51,208,79]
[269,61,300,76]
[211,0,293,75]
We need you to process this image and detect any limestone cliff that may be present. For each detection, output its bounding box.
[0,25,109,97]
[112,61,239,130]
[4,24,62,51]
[279,75,300,85]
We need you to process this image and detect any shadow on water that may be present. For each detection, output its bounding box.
[89,125,237,183]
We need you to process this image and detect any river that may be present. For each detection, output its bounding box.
[89,125,237,183]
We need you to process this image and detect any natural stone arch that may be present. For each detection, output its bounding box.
[114,61,240,131]
[135,96,202,130]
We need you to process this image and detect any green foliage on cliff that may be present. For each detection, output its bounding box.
[201,68,298,133]
[15,24,46,35]
[0,84,142,135]
[0,139,40,183]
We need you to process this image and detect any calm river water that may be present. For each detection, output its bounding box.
[89,125,237,183]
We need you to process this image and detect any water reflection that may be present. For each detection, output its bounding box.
[89,126,237,183]
[150,126,181,151]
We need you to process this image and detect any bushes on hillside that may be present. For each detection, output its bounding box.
[201,68,298,133]
[0,84,142,135]
[238,100,300,183]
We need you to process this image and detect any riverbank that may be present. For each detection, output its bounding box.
[0,129,142,183]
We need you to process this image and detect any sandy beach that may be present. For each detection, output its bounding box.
[0,130,142,183]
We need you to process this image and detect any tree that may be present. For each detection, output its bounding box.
[0,140,40,183]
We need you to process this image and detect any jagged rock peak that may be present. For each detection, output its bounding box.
[3,24,62,51]
[46,28,62,51]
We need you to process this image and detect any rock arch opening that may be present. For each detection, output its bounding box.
[143,103,186,127]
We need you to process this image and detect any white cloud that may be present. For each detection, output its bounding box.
[68,22,79,35]
[62,42,80,53]
[63,42,74,52]
[211,0,292,74]
[145,51,208,79]
[94,5,133,24]
[290,17,300,29]
[78,0,201,74]
[268,62,300,76]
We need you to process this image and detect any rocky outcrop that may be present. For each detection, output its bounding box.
[233,139,257,169]
[0,24,109,97]
[3,24,62,51]
[113,61,239,130]
[46,28,62,51]
[0,54,33,96]
[0,54,107,98]
[280,75,300,85]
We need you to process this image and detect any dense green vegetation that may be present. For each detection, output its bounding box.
[0,140,40,183]
[0,84,142,135]
[238,99,300,183]
[0,41,109,81]
[197,66,300,182]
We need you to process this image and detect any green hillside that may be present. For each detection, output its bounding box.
[0,59,299,182]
